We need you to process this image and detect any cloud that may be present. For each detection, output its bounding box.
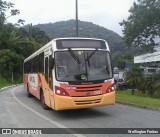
[6,0,135,35]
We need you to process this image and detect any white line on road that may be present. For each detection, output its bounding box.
[12,87,85,137]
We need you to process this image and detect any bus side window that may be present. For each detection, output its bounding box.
[49,55,53,89]
[39,52,44,74]
[45,57,49,83]
[31,59,33,73]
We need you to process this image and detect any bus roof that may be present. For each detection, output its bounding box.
[54,37,106,41]
[24,37,109,62]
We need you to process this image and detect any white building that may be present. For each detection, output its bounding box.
[134,51,160,64]
[134,46,160,66]
[134,50,160,75]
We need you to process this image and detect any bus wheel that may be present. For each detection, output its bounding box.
[27,84,32,97]
[40,90,50,110]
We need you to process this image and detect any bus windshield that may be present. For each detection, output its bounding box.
[55,50,112,82]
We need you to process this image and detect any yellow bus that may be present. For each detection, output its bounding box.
[23,38,115,110]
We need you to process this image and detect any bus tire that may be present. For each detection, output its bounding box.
[27,84,32,97]
[40,89,50,110]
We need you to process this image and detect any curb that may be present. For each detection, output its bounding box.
[0,84,22,92]
[116,101,160,111]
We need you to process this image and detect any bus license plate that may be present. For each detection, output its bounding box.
[93,91,102,95]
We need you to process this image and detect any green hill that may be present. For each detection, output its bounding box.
[34,20,125,52]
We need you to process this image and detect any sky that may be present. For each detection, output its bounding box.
[6,0,136,36]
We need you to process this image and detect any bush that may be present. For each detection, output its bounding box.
[124,64,143,95]
[137,73,160,97]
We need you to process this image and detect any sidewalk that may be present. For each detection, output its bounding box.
[0,84,22,92]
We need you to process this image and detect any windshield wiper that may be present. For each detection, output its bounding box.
[68,49,81,65]
[86,50,97,67]
[88,50,97,60]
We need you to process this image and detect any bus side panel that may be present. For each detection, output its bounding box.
[28,74,40,99]
[39,74,52,108]
[23,74,28,93]
[23,74,28,84]
[50,92,55,109]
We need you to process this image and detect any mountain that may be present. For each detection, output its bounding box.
[34,20,125,52]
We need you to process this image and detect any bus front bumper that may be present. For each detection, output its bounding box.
[54,91,115,110]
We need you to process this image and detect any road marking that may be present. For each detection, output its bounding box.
[12,87,85,137]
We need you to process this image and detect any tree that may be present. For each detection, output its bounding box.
[25,24,50,45]
[0,23,40,53]
[0,49,24,81]
[12,36,41,58]
[145,73,160,96]
[0,0,25,50]
[124,65,143,95]
[0,23,23,50]
[0,0,24,25]
[111,53,133,69]
[0,0,41,81]
[112,54,125,69]
[120,0,160,52]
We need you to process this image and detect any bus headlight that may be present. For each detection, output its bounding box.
[55,86,69,96]
[56,90,61,94]
[106,84,115,93]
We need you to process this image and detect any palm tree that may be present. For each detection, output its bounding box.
[124,65,143,95]
[0,24,30,49]
[0,23,17,50]
[26,24,50,45]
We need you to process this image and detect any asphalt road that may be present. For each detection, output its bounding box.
[0,85,160,137]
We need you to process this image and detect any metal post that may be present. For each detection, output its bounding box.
[12,71,13,83]
[76,0,79,37]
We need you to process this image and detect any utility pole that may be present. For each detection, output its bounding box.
[76,0,79,37]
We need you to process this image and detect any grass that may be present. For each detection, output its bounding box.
[116,90,160,110]
[0,75,15,89]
